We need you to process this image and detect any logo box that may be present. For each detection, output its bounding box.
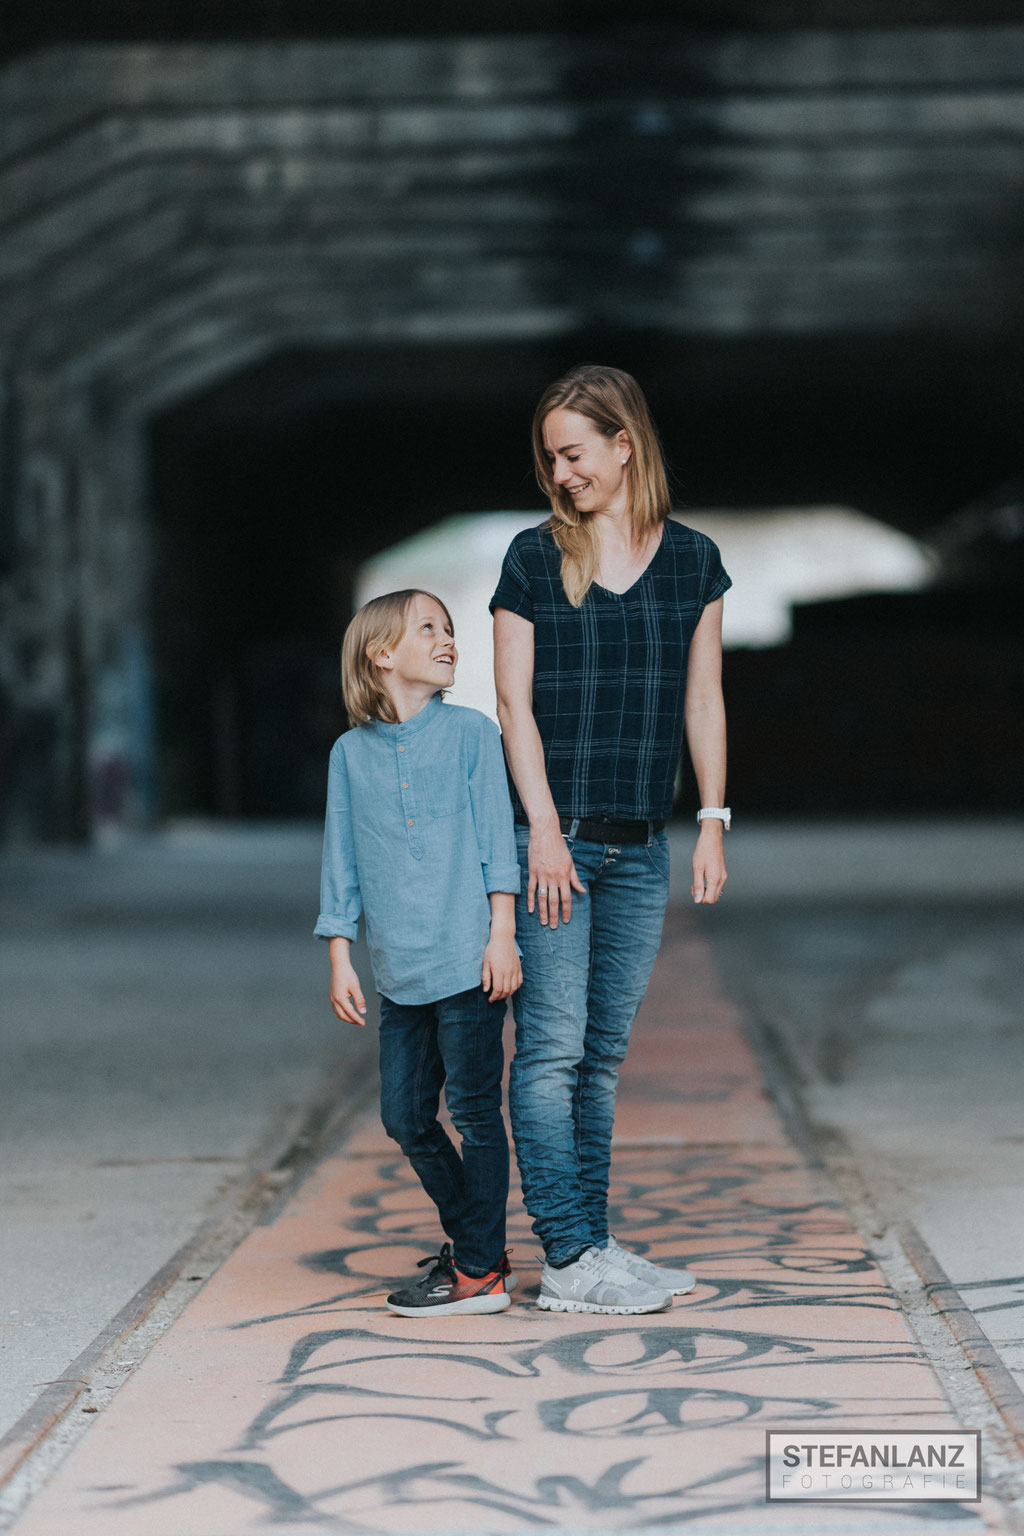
[766,1430,981,1502]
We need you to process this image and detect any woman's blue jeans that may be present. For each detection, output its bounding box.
[378,984,509,1277]
[509,824,670,1264]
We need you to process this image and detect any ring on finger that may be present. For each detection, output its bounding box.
[537,886,549,895]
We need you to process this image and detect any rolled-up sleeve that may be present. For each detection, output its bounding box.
[469,719,521,895]
[697,532,732,611]
[489,532,534,620]
[314,740,363,940]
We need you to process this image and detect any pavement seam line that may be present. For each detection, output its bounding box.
[753,1001,1024,1447]
[737,996,1024,1530]
[896,1222,1024,1454]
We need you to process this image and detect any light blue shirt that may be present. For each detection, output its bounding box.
[315,694,521,1005]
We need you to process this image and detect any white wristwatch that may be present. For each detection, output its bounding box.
[697,807,731,830]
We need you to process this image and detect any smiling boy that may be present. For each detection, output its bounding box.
[315,589,522,1315]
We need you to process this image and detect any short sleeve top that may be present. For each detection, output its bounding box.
[489,518,731,821]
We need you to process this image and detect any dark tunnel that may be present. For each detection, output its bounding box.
[149,331,1024,821]
[1,12,1023,839]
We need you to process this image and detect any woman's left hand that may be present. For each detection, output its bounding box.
[691,824,727,905]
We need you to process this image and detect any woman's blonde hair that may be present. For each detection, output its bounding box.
[531,364,670,606]
[341,589,454,729]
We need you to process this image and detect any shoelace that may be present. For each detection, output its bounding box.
[537,1246,621,1283]
[417,1244,457,1283]
[580,1247,623,1283]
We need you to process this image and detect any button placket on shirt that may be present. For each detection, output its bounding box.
[394,729,423,859]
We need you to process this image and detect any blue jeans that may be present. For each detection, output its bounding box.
[378,985,509,1277]
[509,824,670,1264]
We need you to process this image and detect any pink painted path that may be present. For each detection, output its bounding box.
[11,916,1008,1535]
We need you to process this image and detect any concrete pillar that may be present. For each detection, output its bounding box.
[0,372,157,841]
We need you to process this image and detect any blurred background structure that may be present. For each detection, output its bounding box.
[0,0,1022,843]
[2,14,1024,1523]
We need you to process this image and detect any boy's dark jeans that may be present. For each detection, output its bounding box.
[378,984,509,1277]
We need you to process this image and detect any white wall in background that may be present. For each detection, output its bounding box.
[357,508,933,722]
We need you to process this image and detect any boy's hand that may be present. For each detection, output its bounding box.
[330,956,367,1026]
[481,935,522,1001]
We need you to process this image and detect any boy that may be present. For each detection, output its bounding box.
[315,589,521,1315]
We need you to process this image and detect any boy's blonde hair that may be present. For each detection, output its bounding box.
[531,363,670,607]
[341,589,454,729]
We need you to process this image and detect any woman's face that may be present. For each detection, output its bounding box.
[541,407,630,518]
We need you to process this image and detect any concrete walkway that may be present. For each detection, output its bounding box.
[699,818,1024,1414]
[0,827,377,1470]
[5,911,1016,1535]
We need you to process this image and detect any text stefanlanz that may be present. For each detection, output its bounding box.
[781,1443,967,1469]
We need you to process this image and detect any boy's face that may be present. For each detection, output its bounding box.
[377,595,457,690]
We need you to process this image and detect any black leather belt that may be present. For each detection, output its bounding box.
[516,815,665,845]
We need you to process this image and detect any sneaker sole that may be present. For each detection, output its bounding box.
[386,1292,511,1318]
[633,1274,696,1295]
[535,1294,672,1315]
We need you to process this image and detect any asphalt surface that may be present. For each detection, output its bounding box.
[697,819,1024,1395]
[1,816,1022,1472]
[10,907,1009,1536]
[0,824,378,1446]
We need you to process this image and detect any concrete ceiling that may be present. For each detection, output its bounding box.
[4,30,1023,419]
[2,26,1021,547]
[4,0,1024,62]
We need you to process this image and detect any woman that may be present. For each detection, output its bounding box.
[491,364,731,1315]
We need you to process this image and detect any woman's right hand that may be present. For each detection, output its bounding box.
[528,820,585,928]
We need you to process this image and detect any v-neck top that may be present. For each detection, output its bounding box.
[490,518,731,820]
[592,523,666,597]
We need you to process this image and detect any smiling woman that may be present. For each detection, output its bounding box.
[491,363,732,1316]
[532,367,670,607]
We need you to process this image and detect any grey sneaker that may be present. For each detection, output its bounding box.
[537,1245,673,1315]
[602,1235,697,1295]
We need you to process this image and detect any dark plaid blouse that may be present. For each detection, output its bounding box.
[490,519,731,821]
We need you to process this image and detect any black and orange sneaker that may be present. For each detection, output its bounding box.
[386,1243,511,1317]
